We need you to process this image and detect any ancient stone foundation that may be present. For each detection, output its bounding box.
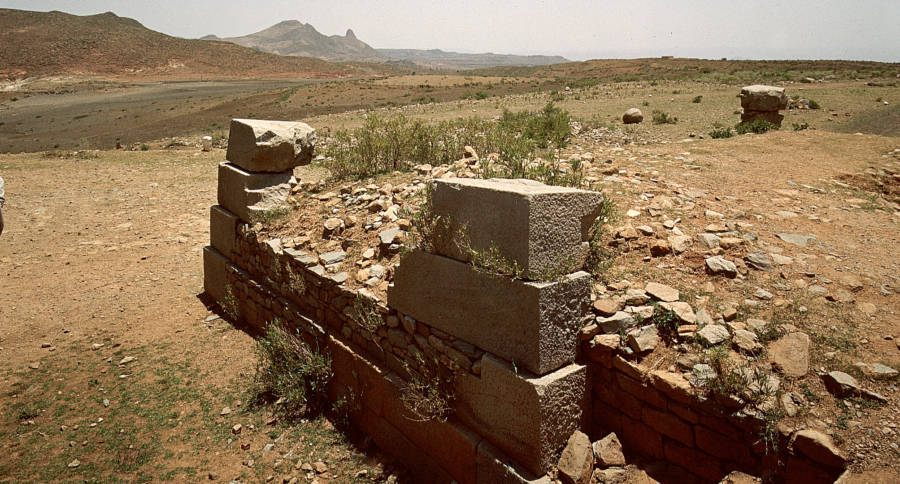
[204,119,843,483]
[740,85,788,126]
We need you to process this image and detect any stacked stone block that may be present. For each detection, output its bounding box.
[740,85,788,126]
[389,178,605,476]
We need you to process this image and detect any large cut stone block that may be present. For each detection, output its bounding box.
[455,355,587,476]
[210,205,239,259]
[225,118,316,172]
[476,440,552,484]
[740,85,788,112]
[431,178,605,275]
[203,246,229,304]
[388,250,591,375]
[217,162,296,222]
[741,110,785,126]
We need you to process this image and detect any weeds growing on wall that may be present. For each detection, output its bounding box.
[254,319,333,420]
[399,354,455,423]
[348,294,384,334]
[250,206,291,226]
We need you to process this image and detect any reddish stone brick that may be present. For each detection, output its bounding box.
[643,405,694,446]
[667,401,700,424]
[663,439,724,482]
[617,373,667,409]
[695,425,755,466]
[619,415,664,459]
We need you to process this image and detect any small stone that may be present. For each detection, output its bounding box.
[649,239,671,257]
[645,282,679,302]
[592,298,622,317]
[593,433,626,467]
[626,326,660,354]
[378,227,403,246]
[623,108,644,124]
[659,301,696,323]
[732,329,762,354]
[557,430,593,484]
[324,217,344,233]
[697,233,721,248]
[745,251,773,271]
[28,362,40,370]
[624,289,649,305]
[68,459,80,468]
[118,356,135,365]
[319,250,347,266]
[690,363,716,387]
[821,371,859,398]
[313,461,328,474]
[754,288,773,300]
[362,248,376,260]
[776,233,816,247]
[781,393,800,417]
[636,225,654,235]
[626,209,641,218]
[769,332,810,377]
[698,325,729,346]
[232,424,243,435]
[791,429,847,468]
[706,256,737,278]
[220,407,232,416]
[596,312,637,333]
[871,363,898,380]
[669,235,692,254]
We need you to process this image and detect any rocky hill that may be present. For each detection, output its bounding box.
[206,20,568,70]
[0,9,374,81]
[204,20,385,63]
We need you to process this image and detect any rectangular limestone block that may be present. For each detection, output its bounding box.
[431,178,605,275]
[217,162,295,222]
[226,118,316,172]
[203,246,229,304]
[210,205,239,259]
[362,409,457,483]
[387,250,591,375]
[455,355,587,476]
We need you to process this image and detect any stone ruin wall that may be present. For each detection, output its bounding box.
[202,118,844,484]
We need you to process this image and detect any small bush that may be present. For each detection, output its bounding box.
[709,126,735,139]
[735,120,778,135]
[651,110,678,125]
[251,206,291,226]
[139,144,150,151]
[254,320,333,419]
[808,99,821,110]
[692,95,703,103]
[792,122,810,131]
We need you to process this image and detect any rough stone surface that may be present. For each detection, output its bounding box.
[596,311,637,333]
[431,178,605,275]
[455,355,586,475]
[822,371,859,398]
[740,85,788,111]
[776,233,816,247]
[209,205,239,258]
[791,429,847,469]
[871,363,898,380]
[769,332,810,377]
[389,250,591,375]
[217,162,295,222]
[719,471,761,483]
[698,324,729,346]
[623,108,644,124]
[732,329,762,354]
[592,298,622,317]
[225,118,316,172]
[475,440,552,484]
[593,433,626,468]
[626,325,659,354]
[645,282,679,302]
[705,256,737,278]
[202,246,230,304]
[745,251,773,271]
[557,431,593,484]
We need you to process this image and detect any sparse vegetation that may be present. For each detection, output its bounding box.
[651,110,678,125]
[792,122,811,131]
[692,95,703,103]
[709,126,735,139]
[254,320,333,420]
[251,206,291,226]
[735,120,778,135]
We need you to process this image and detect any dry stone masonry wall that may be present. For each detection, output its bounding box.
[203,118,847,484]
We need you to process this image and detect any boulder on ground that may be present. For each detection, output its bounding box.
[558,431,593,484]
[593,433,626,467]
[740,85,788,112]
[622,108,644,124]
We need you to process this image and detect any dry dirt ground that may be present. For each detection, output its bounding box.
[0,76,898,483]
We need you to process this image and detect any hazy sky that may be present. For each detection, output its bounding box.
[2,0,899,62]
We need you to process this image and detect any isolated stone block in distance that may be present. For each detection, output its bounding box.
[388,250,591,375]
[217,162,296,222]
[225,118,316,172]
[740,85,788,112]
[431,178,605,275]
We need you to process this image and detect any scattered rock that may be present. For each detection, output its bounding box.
[745,252,773,271]
[68,459,80,468]
[558,430,593,484]
[690,363,717,387]
[821,371,859,398]
[732,329,762,354]
[776,233,816,247]
[871,363,898,380]
[623,108,644,124]
[705,256,737,278]
[719,471,761,483]
[791,429,847,469]
[232,424,242,435]
[660,301,696,324]
[313,461,328,474]
[593,298,623,317]
[697,233,721,249]
[319,250,347,266]
[649,239,671,257]
[769,332,810,377]
[593,433,626,468]
[624,289,649,305]
[645,282,679,302]
[754,288,773,300]
[668,235,692,254]
[220,407,232,416]
[597,312,637,333]
[698,325,729,346]
[627,326,660,354]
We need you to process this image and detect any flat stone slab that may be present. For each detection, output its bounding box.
[388,250,591,375]
[431,178,605,275]
[202,246,230,305]
[226,118,316,172]
[769,332,810,377]
[776,233,816,247]
[456,355,586,476]
[217,162,296,222]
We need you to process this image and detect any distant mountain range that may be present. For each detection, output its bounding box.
[0,9,379,80]
[203,20,568,70]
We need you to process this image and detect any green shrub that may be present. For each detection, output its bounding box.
[652,110,678,125]
[692,95,703,103]
[735,120,778,135]
[709,126,735,139]
[254,320,332,419]
[808,99,821,110]
[499,102,571,149]
[792,122,810,131]
[139,144,150,151]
